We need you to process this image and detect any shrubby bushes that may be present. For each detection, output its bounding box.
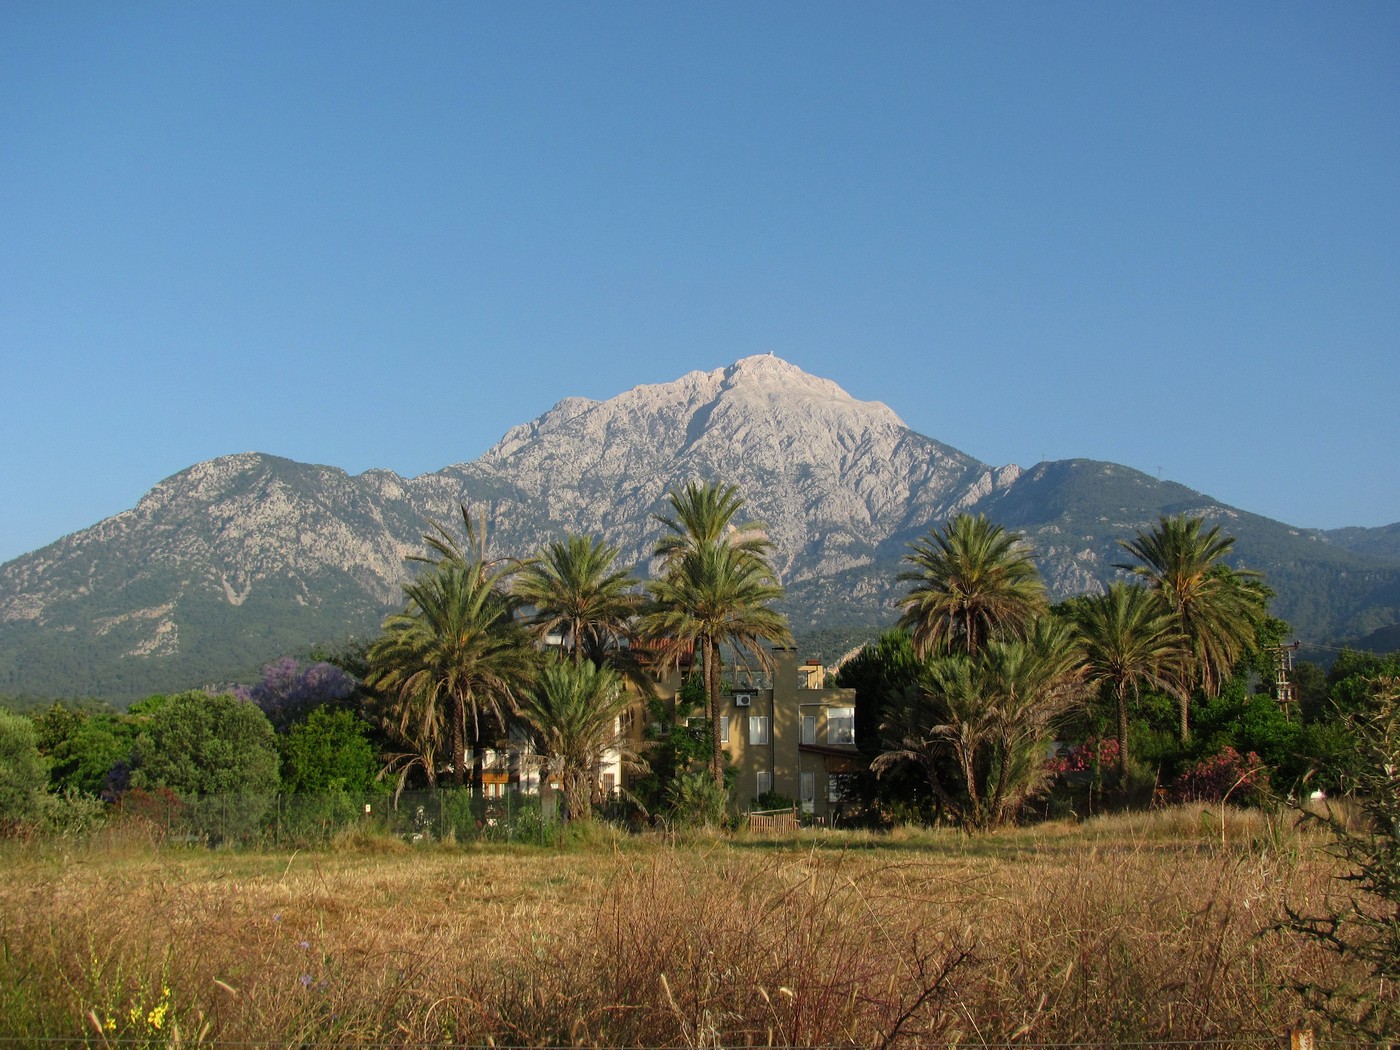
[129,691,280,840]
[8,653,388,843]
[0,709,49,828]
[278,707,379,795]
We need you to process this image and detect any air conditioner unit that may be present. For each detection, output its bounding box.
[734,693,753,707]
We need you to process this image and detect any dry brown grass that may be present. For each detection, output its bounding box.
[0,807,1367,1047]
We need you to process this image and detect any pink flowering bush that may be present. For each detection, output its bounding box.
[1046,737,1120,776]
[1169,747,1271,805]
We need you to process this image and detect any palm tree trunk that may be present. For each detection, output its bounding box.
[451,693,467,789]
[1178,691,1190,743]
[957,740,982,830]
[989,729,1013,828]
[564,768,590,823]
[1117,682,1131,786]
[704,636,724,787]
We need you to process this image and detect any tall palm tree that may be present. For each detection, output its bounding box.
[1116,515,1265,739]
[897,514,1047,659]
[652,480,773,570]
[413,503,512,578]
[516,657,637,822]
[640,539,792,786]
[1073,582,1188,783]
[368,558,535,793]
[514,534,641,666]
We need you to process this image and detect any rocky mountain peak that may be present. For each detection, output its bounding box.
[460,356,991,588]
[484,354,908,470]
[2,355,1392,702]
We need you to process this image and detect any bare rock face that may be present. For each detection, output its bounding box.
[464,355,993,581]
[1,355,1395,700]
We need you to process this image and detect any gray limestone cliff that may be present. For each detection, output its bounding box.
[2,355,1396,700]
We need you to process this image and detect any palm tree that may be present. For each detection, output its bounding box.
[514,534,641,666]
[979,616,1087,826]
[875,615,1085,830]
[897,514,1047,659]
[516,657,637,822]
[368,558,535,793]
[413,503,513,578]
[1116,515,1265,739]
[652,480,773,570]
[640,539,792,786]
[876,651,988,824]
[1073,582,1189,783]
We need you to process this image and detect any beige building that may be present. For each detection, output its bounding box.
[474,645,865,824]
[710,646,863,822]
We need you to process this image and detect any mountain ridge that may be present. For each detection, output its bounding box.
[3,355,1398,701]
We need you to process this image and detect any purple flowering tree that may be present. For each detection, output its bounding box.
[239,657,357,732]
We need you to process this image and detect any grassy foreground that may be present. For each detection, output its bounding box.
[0,808,1373,1047]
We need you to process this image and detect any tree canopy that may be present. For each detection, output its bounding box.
[641,490,791,785]
[1117,514,1266,738]
[897,514,1046,659]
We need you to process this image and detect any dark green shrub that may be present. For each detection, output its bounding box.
[1283,676,1400,1040]
[129,692,279,842]
[0,709,49,830]
[279,708,379,794]
[751,790,796,812]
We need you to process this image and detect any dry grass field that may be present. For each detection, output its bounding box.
[0,807,1380,1047]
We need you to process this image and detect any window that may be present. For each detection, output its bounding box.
[800,771,816,813]
[602,773,615,796]
[720,715,730,744]
[748,715,770,745]
[801,714,816,745]
[756,770,773,797]
[827,706,855,745]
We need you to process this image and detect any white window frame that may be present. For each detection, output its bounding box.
[756,770,773,797]
[801,714,817,745]
[748,714,770,746]
[800,771,816,813]
[827,706,855,746]
[719,715,730,744]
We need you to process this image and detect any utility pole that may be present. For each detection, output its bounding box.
[1265,641,1302,720]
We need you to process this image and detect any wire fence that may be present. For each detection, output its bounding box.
[106,786,559,848]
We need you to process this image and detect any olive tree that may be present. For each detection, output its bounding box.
[129,691,279,840]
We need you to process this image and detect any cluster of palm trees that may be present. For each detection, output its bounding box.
[365,483,791,815]
[364,481,1264,829]
[876,513,1267,827]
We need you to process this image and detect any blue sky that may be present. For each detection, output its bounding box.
[2,2,1397,564]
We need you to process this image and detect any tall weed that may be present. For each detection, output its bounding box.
[0,817,1364,1046]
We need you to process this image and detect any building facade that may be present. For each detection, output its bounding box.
[705,646,863,822]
